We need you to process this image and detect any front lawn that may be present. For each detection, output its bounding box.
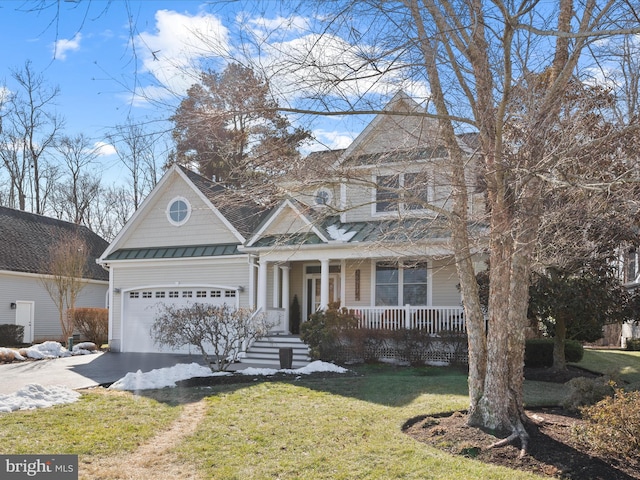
[21,355,640,479]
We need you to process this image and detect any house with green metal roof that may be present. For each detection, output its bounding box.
[98,91,486,365]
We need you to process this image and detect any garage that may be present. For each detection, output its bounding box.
[122,286,238,353]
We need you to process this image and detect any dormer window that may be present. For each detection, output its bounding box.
[374,172,429,214]
[314,188,332,207]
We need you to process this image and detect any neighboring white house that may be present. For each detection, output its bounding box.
[99,91,487,356]
[0,207,109,343]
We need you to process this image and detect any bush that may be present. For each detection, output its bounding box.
[300,306,467,365]
[574,389,640,461]
[0,324,25,346]
[71,308,108,347]
[626,338,640,351]
[525,338,584,367]
[562,376,616,411]
[300,303,359,362]
[151,303,271,371]
[564,339,584,363]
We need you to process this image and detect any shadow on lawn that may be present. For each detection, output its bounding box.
[127,363,471,407]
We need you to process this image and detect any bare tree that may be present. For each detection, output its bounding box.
[40,234,89,340]
[106,118,161,210]
[5,60,64,213]
[53,134,102,224]
[223,0,640,452]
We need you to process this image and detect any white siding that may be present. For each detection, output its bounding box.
[121,176,240,249]
[263,207,314,237]
[0,271,108,341]
[431,259,462,306]
[108,257,251,349]
[343,259,372,306]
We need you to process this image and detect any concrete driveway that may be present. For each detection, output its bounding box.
[0,351,211,395]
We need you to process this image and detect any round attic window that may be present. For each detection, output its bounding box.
[315,188,332,207]
[167,197,191,226]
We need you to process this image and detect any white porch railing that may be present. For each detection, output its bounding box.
[345,305,466,334]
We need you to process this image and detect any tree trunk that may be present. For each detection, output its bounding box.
[552,316,568,371]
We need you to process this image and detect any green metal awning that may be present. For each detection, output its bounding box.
[104,244,241,261]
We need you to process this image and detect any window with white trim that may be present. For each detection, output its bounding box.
[374,172,429,214]
[155,291,166,298]
[169,291,179,298]
[196,291,207,298]
[166,197,191,226]
[375,175,399,213]
[225,290,236,298]
[375,261,428,306]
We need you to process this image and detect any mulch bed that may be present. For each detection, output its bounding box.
[403,366,639,479]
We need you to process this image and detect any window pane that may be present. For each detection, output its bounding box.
[375,285,398,306]
[404,172,429,210]
[376,175,399,212]
[376,265,398,284]
[404,265,427,283]
[403,285,427,305]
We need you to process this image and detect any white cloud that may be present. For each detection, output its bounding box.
[93,141,116,157]
[312,129,355,150]
[135,10,230,99]
[53,33,82,60]
[256,31,430,105]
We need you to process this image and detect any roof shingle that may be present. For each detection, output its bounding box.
[0,206,109,281]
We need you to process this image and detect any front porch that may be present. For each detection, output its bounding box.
[251,257,467,336]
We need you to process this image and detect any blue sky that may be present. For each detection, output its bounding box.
[0,1,370,177]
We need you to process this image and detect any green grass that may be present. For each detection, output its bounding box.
[0,363,585,479]
[573,349,640,384]
[0,390,181,455]
[175,368,543,479]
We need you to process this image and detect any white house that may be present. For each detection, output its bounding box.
[99,92,486,363]
[0,207,109,343]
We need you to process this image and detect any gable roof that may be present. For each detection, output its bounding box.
[100,164,273,262]
[335,91,440,167]
[245,197,330,247]
[179,166,271,239]
[0,206,109,281]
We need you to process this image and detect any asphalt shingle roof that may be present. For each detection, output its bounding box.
[0,206,109,281]
[179,166,272,239]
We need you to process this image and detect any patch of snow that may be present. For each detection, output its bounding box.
[326,224,357,242]
[23,341,72,360]
[0,347,25,361]
[240,360,349,376]
[109,360,349,392]
[109,363,230,391]
[0,384,81,413]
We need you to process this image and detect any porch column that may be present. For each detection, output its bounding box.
[320,258,330,310]
[257,259,268,312]
[281,265,290,332]
[272,264,280,308]
[248,255,256,309]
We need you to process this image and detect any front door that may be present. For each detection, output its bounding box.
[305,273,341,318]
[15,301,34,344]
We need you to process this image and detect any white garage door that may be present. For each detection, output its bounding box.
[122,287,237,353]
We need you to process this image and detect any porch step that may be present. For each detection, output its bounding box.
[240,335,311,369]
